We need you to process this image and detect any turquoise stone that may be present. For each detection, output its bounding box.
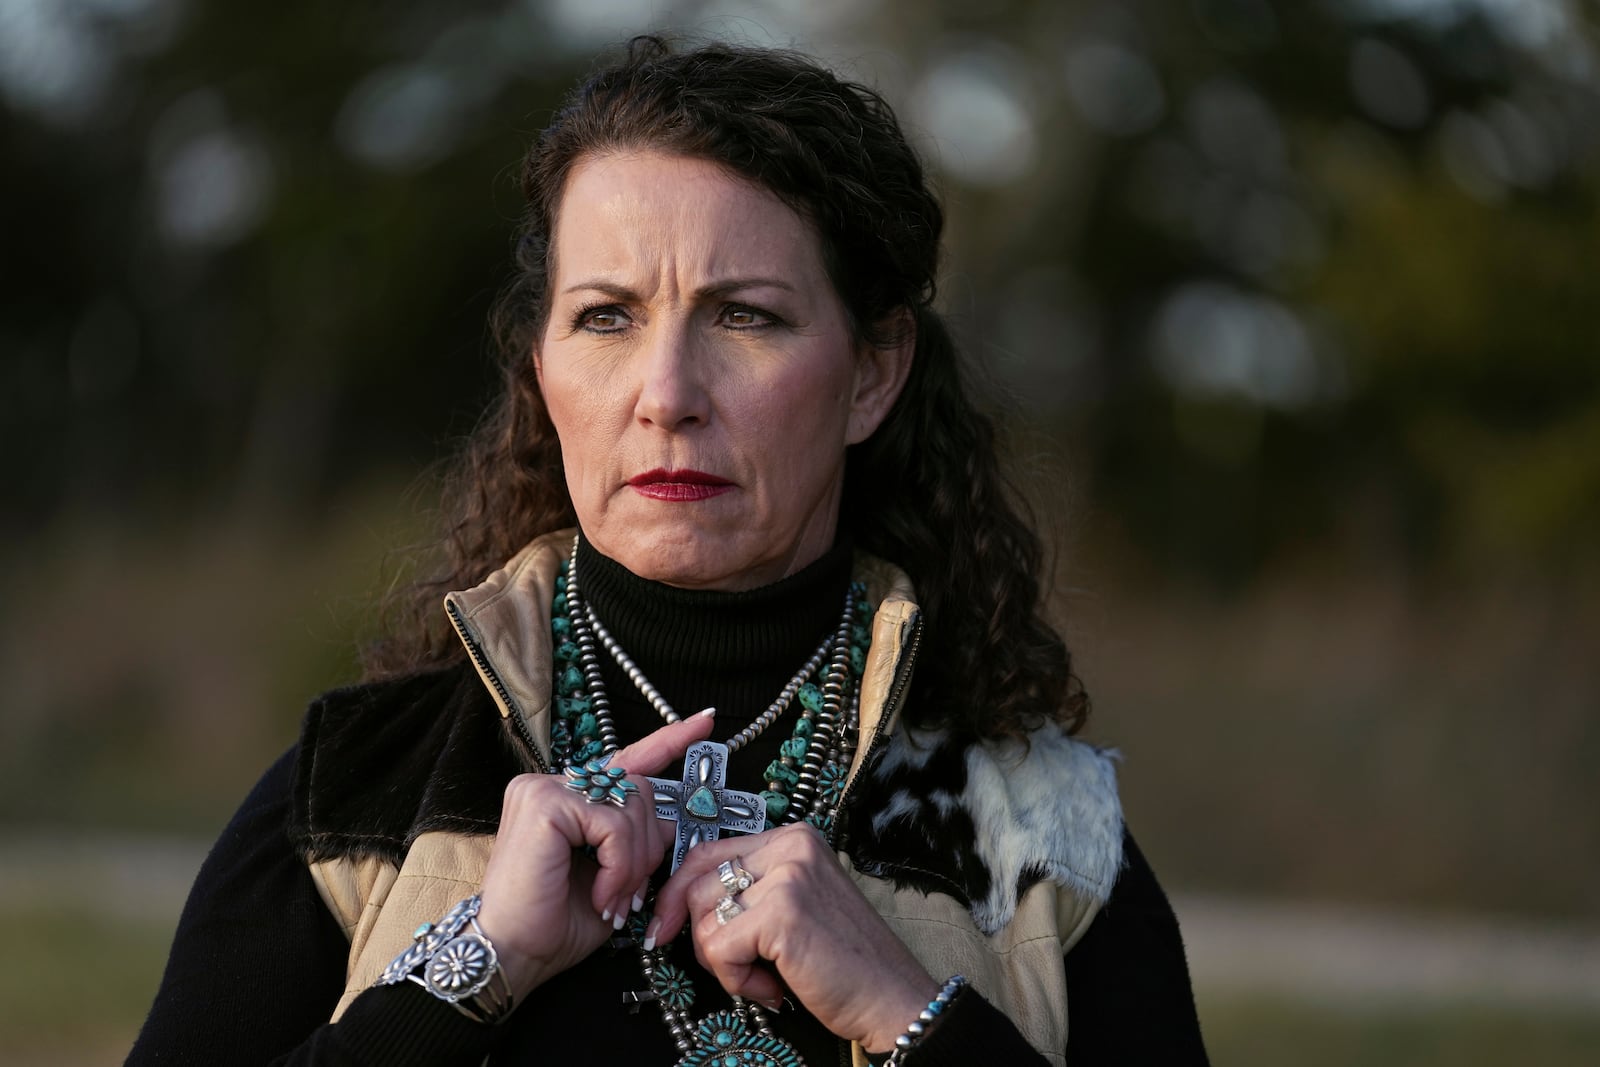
[685,785,720,819]
[818,764,846,805]
[553,593,567,614]
[852,624,869,648]
[560,666,584,692]
[650,962,695,1011]
[761,790,789,821]
[555,695,591,719]
[551,614,571,636]
[574,712,598,740]
[682,1011,800,1067]
[779,738,807,760]
[765,760,799,787]
[413,922,432,939]
[791,716,813,740]
[574,738,603,761]
[555,573,567,591]
[554,640,580,663]
[797,683,823,712]
[850,645,866,677]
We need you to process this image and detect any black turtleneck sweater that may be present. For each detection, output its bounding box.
[575,533,857,801]
[128,538,1208,1065]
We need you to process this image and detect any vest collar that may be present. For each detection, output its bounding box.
[442,528,924,786]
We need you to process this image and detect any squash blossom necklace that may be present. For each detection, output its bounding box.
[550,537,873,1067]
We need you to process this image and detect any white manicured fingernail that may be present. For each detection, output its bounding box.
[600,907,612,923]
[643,918,661,951]
[612,909,627,930]
[632,892,645,913]
[696,707,715,718]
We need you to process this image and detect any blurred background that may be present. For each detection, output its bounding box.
[2,0,1598,1063]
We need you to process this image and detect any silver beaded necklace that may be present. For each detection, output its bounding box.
[564,536,850,755]
[558,536,868,1066]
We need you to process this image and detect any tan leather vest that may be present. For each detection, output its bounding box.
[309,532,1117,1066]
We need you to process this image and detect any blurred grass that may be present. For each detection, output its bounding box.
[1064,548,1600,920]
[0,481,429,833]
[0,906,172,1067]
[1199,992,1600,1067]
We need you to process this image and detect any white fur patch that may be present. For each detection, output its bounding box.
[963,731,1124,934]
[870,788,924,837]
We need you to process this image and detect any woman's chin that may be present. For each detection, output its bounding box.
[595,533,777,592]
[620,550,766,591]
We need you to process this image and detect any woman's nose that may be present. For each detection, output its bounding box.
[633,321,711,430]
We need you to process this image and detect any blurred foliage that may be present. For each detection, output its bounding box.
[4,0,1598,585]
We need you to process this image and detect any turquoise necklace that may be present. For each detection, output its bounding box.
[548,544,874,1064]
[551,540,872,833]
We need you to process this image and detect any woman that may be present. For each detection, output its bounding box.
[131,38,1207,1066]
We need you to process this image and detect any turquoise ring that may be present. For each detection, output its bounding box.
[564,758,639,809]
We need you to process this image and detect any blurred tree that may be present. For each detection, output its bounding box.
[3,0,1597,586]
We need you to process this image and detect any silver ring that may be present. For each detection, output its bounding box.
[714,894,745,926]
[717,857,757,896]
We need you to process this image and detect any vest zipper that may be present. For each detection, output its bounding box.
[445,597,551,774]
[831,612,921,1067]
[830,612,922,851]
[864,613,921,770]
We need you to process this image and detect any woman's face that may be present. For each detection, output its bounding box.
[537,152,909,590]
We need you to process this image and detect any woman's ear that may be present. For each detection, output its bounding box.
[847,308,916,445]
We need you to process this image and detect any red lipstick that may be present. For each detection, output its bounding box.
[627,468,734,502]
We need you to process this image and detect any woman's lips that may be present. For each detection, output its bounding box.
[626,469,734,502]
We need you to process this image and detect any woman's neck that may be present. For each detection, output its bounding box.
[574,532,853,726]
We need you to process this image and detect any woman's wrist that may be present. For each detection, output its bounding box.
[861,975,942,1055]
[472,902,551,1003]
[875,974,968,1065]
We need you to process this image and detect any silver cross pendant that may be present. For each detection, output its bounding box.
[646,740,765,872]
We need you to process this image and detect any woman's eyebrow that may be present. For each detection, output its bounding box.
[561,277,798,299]
[696,277,796,297]
[561,280,641,300]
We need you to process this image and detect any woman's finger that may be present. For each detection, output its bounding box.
[682,871,787,1009]
[603,710,714,918]
[651,826,790,944]
[624,769,658,922]
[576,789,646,919]
[611,708,716,777]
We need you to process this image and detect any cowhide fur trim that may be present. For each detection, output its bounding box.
[845,723,1123,935]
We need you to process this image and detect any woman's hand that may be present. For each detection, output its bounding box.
[474,712,715,1001]
[650,822,939,1054]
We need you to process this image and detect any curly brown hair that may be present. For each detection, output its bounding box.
[367,36,1089,740]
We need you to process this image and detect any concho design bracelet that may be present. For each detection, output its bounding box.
[376,894,514,1025]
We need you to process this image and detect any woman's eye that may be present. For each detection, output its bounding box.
[576,305,628,333]
[721,304,775,329]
